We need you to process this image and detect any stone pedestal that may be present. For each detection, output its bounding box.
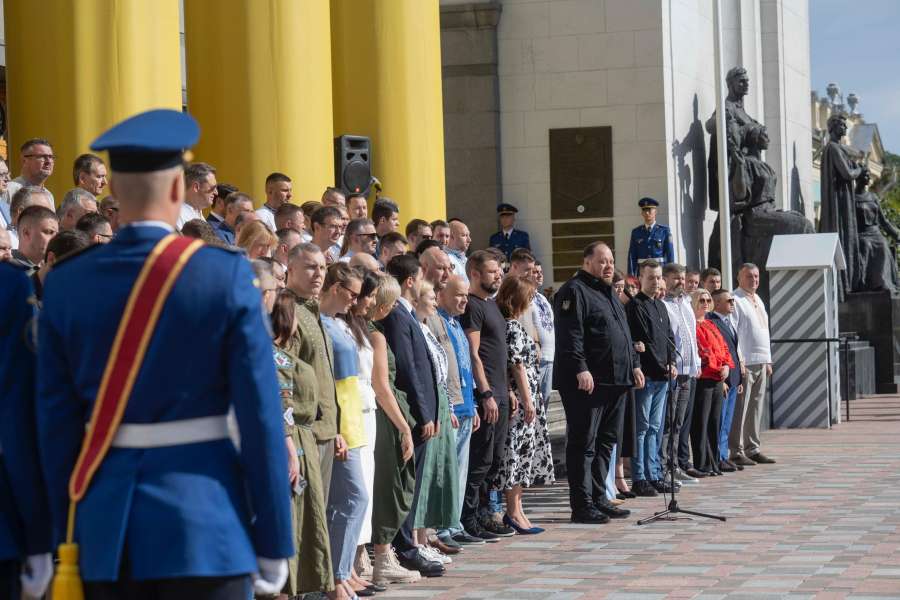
[838,290,900,394]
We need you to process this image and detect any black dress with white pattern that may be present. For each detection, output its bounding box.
[492,319,556,490]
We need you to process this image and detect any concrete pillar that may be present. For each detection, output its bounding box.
[4,0,183,200]
[184,0,335,204]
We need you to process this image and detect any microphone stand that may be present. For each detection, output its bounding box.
[638,325,725,525]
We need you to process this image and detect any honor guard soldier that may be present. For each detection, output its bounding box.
[489,203,531,261]
[0,263,53,599]
[36,109,293,598]
[627,197,675,276]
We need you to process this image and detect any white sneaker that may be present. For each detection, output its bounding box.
[419,545,451,565]
[673,468,698,483]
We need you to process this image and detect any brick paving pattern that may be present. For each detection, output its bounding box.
[378,395,900,599]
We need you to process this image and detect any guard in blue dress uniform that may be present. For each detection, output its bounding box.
[627,197,675,276]
[36,109,293,598]
[0,263,53,599]
[489,203,531,261]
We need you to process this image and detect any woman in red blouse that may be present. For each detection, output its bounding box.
[691,289,735,475]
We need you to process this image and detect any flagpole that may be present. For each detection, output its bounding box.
[713,0,733,288]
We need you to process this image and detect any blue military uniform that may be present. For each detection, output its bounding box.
[35,110,293,585]
[489,202,531,260]
[627,197,675,276]
[0,264,52,596]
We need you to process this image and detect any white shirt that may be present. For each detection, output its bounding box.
[732,288,771,365]
[255,205,276,232]
[527,292,555,362]
[397,296,415,316]
[176,203,204,230]
[446,247,468,283]
[662,292,701,377]
[8,228,18,250]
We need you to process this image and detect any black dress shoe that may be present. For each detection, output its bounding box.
[465,525,499,543]
[453,531,486,545]
[367,583,388,592]
[632,479,658,497]
[616,489,636,499]
[571,508,610,524]
[724,458,743,471]
[482,518,515,537]
[398,552,444,577]
[719,460,736,472]
[685,467,708,478]
[749,452,776,464]
[594,499,631,519]
[652,479,676,493]
[356,587,376,597]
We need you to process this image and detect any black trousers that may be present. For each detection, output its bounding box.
[460,400,509,530]
[393,439,428,559]
[660,375,696,470]
[84,575,252,600]
[691,378,723,472]
[560,386,627,512]
[0,559,21,599]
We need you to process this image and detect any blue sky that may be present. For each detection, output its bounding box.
[810,0,900,153]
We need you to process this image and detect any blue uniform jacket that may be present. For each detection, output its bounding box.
[212,220,236,245]
[36,224,293,581]
[489,229,531,261]
[0,264,52,561]
[627,223,675,276]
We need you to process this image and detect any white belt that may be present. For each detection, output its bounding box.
[110,415,233,449]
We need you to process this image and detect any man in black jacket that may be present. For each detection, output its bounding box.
[554,242,645,523]
[708,288,744,473]
[625,260,677,496]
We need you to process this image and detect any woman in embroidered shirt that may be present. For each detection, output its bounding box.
[692,289,735,476]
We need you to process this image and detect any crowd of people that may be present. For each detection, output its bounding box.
[0,124,777,600]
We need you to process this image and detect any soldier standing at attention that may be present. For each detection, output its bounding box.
[489,203,531,261]
[627,197,675,276]
[36,109,293,599]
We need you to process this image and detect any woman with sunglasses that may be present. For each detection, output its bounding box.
[691,289,734,477]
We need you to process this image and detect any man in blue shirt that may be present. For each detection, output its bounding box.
[435,275,481,547]
[212,191,254,245]
[489,203,530,261]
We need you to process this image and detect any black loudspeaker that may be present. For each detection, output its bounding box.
[334,135,371,195]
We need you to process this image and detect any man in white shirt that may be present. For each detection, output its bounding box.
[8,138,56,206]
[730,263,776,465]
[661,263,706,481]
[177,162,217,230]
[256,173,292,231]
[446,219,471,283]
[527,261,555,409]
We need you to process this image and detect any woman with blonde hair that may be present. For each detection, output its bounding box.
[236,219,277,259]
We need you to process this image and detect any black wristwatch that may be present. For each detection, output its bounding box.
[477,389,494,401]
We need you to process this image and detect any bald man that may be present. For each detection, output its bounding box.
[447,220,471,283]
[420,246,453,291]
[349,251,380,272]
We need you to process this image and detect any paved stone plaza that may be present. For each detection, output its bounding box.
[380,396,900,599]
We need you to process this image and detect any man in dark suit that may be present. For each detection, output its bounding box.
[382,254,444,577]
[708,288,744,473]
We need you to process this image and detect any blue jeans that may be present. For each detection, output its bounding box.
[719,384,738,461]
[538,360,554,410]
[439,414,474,538]
[327,447,368,581]
[631,380,668,482]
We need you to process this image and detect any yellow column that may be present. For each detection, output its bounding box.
[4,0,182,200]
[331,0,446,221]
[184,0,334,205]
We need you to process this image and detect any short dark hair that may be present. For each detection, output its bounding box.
[75,212,111,237]
[321,186,345,204]
[711,288,731,300]
[224,191,253,209]
[466,249,498,278]
[700,267,722,281]
[405,218,430,238]
[266,172,292,186]
[387,253,421,286]
[216,183,238,200]
[663,263,686,276]
[72,153,104,185]
[181,219,226,247]
[346,218,375,237]
[414,239,441,258]
[288,242,324,262]
[430,219,449,230]
[21,138,52,153]
[378,231,408,256]
[583,241,609,258]
[686,267,700,277]
[276,227,302,246]
[184,162,216,187]
[46,229,90,261]
[301,201,323,220]
[18,205,57,228]
[510,248,535,264]
[639,259,661,273]
[372,198,399,225]
[275,202,302,219]
[311,205,342,228]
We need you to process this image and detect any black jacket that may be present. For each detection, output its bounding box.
[708,312,742,387]
[553,270,639,388]
[625,291,675,381]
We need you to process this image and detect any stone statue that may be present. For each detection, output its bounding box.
[854,166,900,292]
[818,112,864,297]
[706,67,814,294]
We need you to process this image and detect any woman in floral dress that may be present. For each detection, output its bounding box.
[493,275,555,534]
